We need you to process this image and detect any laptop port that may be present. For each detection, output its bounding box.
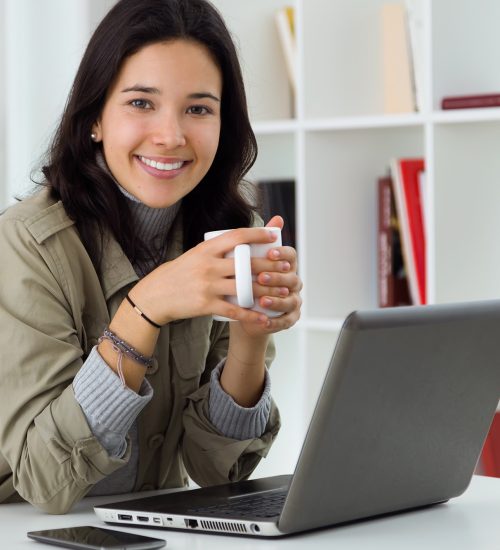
[185,519,198,529]
[153,518,161,524]
[136,516,149,522]
[118,514,132,521]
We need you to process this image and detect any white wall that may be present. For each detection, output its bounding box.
[0,0,114,207]
[0,0,5,207]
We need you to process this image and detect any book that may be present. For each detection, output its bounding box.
[479,412,500,477]
[389,158,426,305]
[441,93,500,110]
[274,6,297,94]
[377,176,411,307]
[256,179,296,249]
[381,3,417,113]
[405,0,425,112]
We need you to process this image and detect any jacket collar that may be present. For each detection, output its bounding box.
[25,188,185,301]
[98,234,138,300]
[99,209,184,300]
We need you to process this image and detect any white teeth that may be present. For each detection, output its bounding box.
[139,156,184,171]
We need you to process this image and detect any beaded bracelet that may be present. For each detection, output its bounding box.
[98,328,155,387]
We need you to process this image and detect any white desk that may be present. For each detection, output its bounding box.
[3,475,500,550]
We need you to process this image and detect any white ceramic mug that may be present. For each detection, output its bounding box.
[204,227,283,321]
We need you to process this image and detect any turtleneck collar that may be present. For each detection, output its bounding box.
[96,151,181,276]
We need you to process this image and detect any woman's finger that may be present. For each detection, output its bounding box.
[257,271,302,290]
[204,227,278,256]
[257,292,302,315]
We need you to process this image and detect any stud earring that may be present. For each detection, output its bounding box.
[91,132,98,141]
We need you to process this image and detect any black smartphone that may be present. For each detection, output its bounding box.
[27,525,166,549]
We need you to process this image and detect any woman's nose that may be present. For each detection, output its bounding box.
[151,114,186,149]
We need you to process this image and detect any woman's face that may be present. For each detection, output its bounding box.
[93,39,222,208]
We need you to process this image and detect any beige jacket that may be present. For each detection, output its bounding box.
[0,189,279,514]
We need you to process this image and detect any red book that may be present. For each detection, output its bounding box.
[377,176,411,307]
[390,158,426,305]
[441,93,500,110]
[480,412,500,477]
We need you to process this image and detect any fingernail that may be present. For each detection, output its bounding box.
[282,261,291,272]
[268,230,277,240]
[262,297,272,307]
[270,249,280,259]
[261,273,271,283]
[279,287,289,296]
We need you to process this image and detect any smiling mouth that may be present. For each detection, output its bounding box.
[138,155,186,171]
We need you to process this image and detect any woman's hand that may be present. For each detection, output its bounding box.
[237,215,303,338]
[129,226,281,326]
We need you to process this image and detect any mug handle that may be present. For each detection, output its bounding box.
[234,244,254,308]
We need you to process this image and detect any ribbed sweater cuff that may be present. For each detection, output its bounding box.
[73,346,153,456]
[209,359,272,440]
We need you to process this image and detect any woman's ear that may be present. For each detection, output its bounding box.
[91,122,102,143]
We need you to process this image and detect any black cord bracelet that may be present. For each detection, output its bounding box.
[126,294,162,329]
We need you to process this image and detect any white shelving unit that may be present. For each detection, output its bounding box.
[212,0,500,477]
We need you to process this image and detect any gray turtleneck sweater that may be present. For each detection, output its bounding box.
[72,184,272,496]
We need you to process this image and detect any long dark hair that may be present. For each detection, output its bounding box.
[42,0,257,270]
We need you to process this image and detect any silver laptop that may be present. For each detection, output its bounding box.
[94,300,500,537]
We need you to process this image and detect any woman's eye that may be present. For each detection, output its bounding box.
[187,105,211,115]
[130,99,152,109]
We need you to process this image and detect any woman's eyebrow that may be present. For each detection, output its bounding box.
[120,85,220,103]
[188,92,221,103]
[121,85,160,94]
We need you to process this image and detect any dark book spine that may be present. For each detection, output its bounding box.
[378,177,393,308]
[257,180,296,249]
[377,176,411,307]
[441,93,500,110]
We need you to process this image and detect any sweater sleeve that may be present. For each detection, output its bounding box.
[73,346,153,458]
[208,359,271,440]
[181,306,280,488]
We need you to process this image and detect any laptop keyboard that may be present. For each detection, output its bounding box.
[187,490,287,519]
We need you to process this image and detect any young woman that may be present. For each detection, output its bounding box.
[0,0,302,514]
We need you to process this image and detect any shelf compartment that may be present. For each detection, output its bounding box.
[432,0,500,111]
[433,121,500,303]
[302,126,424,320]
[212,0,296,122]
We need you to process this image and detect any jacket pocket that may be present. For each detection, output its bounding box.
[170,317,212,382]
